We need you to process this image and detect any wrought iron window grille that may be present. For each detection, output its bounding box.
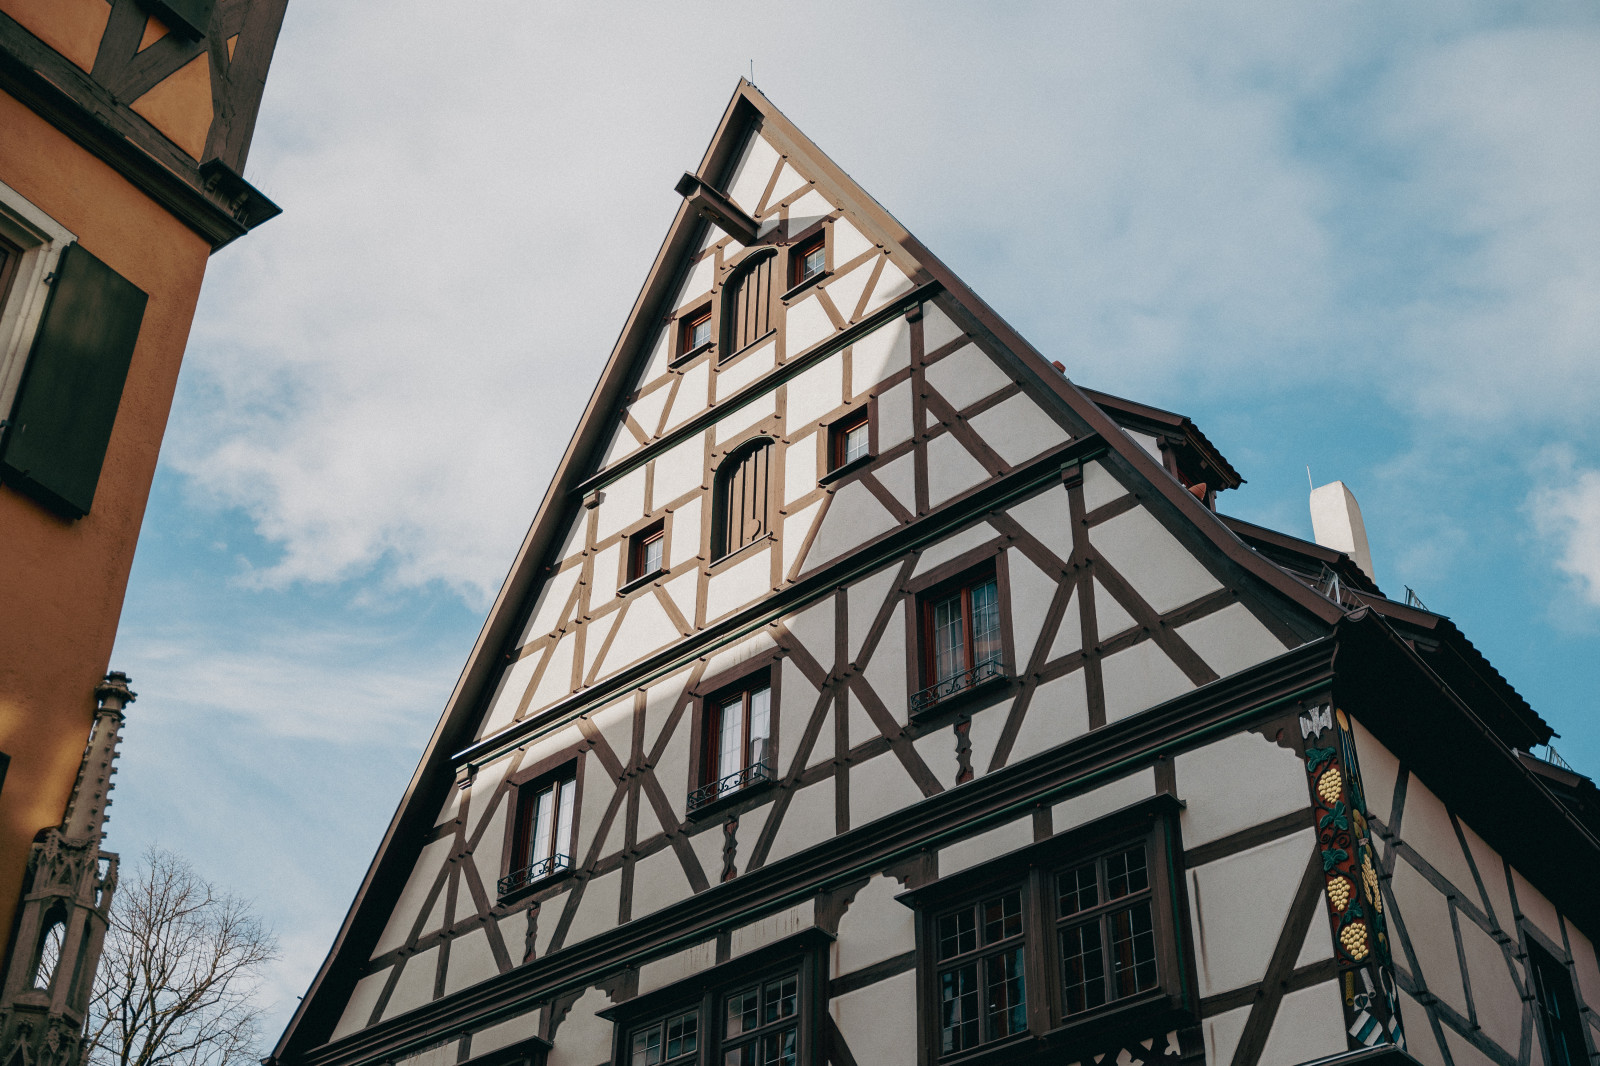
[498,852,572,897]
[688,759,774,813]
[910,655,1007,716]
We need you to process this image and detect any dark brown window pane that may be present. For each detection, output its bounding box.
[1058,863,1098,916]
[939,962,981,1053]
[1105,846,1148,900]
[1060,922,1107,1015]
[1109,902,1158,998]
[938,908,977,960]
[984,947,1027,1039]
[982,892,1022,943]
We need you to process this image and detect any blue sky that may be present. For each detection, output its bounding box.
[106,1,1600,1041]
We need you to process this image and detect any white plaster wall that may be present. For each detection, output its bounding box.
[563,872,622,948]
[850,751,926,827]
[831,970,916,1066]
[1256,981,1348,1066]
[522,564,582,644]
[1175,603,1286,677]
[374,836,455,956]
[913,725,959,790]
[599,594,680,676]
[939,817,1033,877]
[1081,461,1128,512]
[705,547,773,620]
[786,295,835,355]
[762,779,835,864]
[1388,858,1469,1017]
[876,379,914,450]
[471,1010,544,1055]
[1008,670,1089,765]
[1052,768,1155,833]
[547,986,618,1066]
[910,522,996,578]
[715,336,776,400]
[785,352,844,431]
[1008,550,1056,670]
[382,947,438,1019]
[653,434,705,507]
[925,432,989,506]
[630,844,695,919]
[785,431,817,504]
[1176,730,1307,848]
[1459,917,1521,1051]
[1100,640,1194,722]
[832,217,875,267]
[1186,830,1314,997]
[1400,776,1479,899]
[443,926,499,997]
[850,316,910,394]
[804,482,897,570]
[833,875,914,976]
[638,939,719,995]
[726,135,780,214]
[730,899,816,958]
[924,345,1011,411]
[967,393,1068,467]
[1090,506,1221,613]
[331,970,388,1039]
[595,467,647,543]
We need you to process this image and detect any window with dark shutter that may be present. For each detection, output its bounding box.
[0,243,147,519]
[723,254,774,359]
[712,440,773,559]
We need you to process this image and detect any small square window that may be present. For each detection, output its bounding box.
[629,521,666,583]
[678,306,712,360]
[790,233,826,288]
[828,409,871,472]
[912,563,1006,715]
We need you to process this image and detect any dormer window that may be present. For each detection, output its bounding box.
[790,232,826,288]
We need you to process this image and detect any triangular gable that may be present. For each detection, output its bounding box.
[273,81,1345,1060]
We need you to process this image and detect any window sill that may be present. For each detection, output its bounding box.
[618,567,666,596]
[496,854,575,904]
[719,328,777,365]
[932,993,1189,1066]
[686,762,776,821]
[818,453,874,485]
[709,532,775,571]
[909,659,1011,721]
[669,340,714,368]
[781,270,830,302]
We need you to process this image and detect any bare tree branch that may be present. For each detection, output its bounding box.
[87,848,279,1066]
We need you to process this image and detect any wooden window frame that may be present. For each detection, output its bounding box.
[1527,934,1591,1066]
[899,796,1194,1066]
[784,225,830,298]
[821,405,874,482]
[685,650,783,821]
[601,929,829,1066]
[498,750,585,902]
[720,250,778,363]
[674,303,714,365]
[710,437,775,563]
[0,181,75,429]
[904,544,1016,720]
[623,519,668,591]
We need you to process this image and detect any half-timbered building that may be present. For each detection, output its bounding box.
[270,82,1600,1066]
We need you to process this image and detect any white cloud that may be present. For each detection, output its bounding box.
[1530,448,1600,607]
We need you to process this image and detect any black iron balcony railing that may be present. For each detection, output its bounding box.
[497,852,572,897]
[687,759,774,813]
[909,656,1007,716]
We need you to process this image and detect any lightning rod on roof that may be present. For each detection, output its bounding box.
[1307,466,1314,491]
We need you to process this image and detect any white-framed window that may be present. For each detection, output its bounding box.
[0,178,75,424]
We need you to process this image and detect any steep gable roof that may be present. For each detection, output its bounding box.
[272,80,1348,1061]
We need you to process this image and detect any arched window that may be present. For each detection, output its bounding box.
[32,917,64,990]
[722,251,775,359]
[713,439,773,559]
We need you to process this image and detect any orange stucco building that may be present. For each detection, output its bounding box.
[0,0,288,1004]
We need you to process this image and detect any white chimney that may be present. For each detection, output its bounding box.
[1310,480,1375,585]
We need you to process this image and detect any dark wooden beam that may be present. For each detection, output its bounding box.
[676,172,759,245]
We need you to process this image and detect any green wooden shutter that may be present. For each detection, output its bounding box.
[141,0,214,38]
[0,244,148,518]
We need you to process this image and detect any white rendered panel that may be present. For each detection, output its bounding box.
[443,926,498,997]
[804,482,897,570]
[911,523,996,579]
[701,632,778,684]
[783,499,823,576]
[939,817,1033,877]
[1090,506,1223,613]
[562,871,622,948]
[1006,487,1077,568]
[1176,731,1307,848]
[850,317,911,395]
[831,970,916,1066]
[630,382,672,441]
[784,599,835,667]
[1402,776,1480,898]
[864,260,914,313]
[1350,718,1402,828]
[664,362,710,433]
[925,432,989,506]
[1127,430,1164,462]
[669,501,701,569]
[713,393,776,443]
[595,468,646,543]
[1459,820,1513,927]
[381,948,438,1019]
[924,344,1012,412]
[785,352,844,431]
[786,294,835,356]
[785,432,818,504]
[847,689,878,748]
[831,217,875,266]
[833,875,915,976]
[638,326,672,386]
[1175,603,1286,677]
[653,434,706,507]
[661,571,698,627]
[861,617,906,728]
[1048,589,1082,661]
[1398,989,1449,1066]
[1460,917,1521,1052]
[1442,1028,1500,1066]
[967,393,1068,468]
[965,700,1009,779]
[1389,858,1468,1016]
[821,259,875,325]
[1187,830,1315,997]
[705,546,772,620]
[331,970,389,1039]
[472,1011,542,1055]
[873,452,915,513]
[763,779,834,864]
[848,564,900,662]
[643,675,687,759]
[598,425,641,469]
[1203,1005,1251,1066]
[599,595,680,676]
[593,699,634,768]
[1008,670,1089,765]
[1052,768,1155,833]
[715,335,777,401]
[921,302,963,352]
[1293,912,1335,968]
[786,189,834,234]
[1510,868,1562,944]
[673,254,715,314]
[1081,461,1128,512]
[659,707,692,825]
[588,543,622,609]
[630,845,694,919]
[546,987,617,1066]
[851,749,926,825]
[1093,578,1137,639]
[727,135,781,215]
[1008,551,1055,670]
[374,837,455,956]
[876,379,914,450]
[690,822,731,885]
[913,726,959,791]
[479,652,538,739]
[1257,982,1348,1066]
[1100,641,1194,722]
[1569,927,1600,1016]
[526,635,575,712]
[522,564,582,643]
[766,163,808,209]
